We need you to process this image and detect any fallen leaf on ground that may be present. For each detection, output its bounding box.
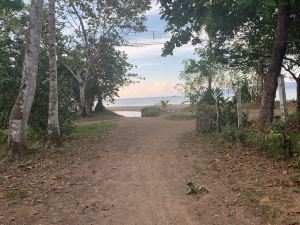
[260,196,272,204]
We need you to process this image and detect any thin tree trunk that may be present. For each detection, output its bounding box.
[237,88,242,129]
[47,0,63,147]
[8,0,44,156]
[296,79,300,118]
[79,82,87,117]
[256,58,264,104]
[208,75,212,91]
[216,98,220,132]
[278,75,288,123]
[259,3,291,128]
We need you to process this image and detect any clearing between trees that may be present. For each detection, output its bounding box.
[0,109,299,225]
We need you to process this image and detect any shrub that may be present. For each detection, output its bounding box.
[141,107,161,117]
[160,100,170,110]
[196,104,216,133]
[221,125,246,143]
[249,119,296,158]
[195,89,248,134]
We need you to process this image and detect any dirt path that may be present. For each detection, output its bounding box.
[1,117,299,225]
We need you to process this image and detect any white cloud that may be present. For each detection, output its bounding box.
[138,62,162,68]
[118,37,195,60]
[146,1,161,16]
[119,80,179,98]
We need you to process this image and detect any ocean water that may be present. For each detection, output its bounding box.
[106,82,298,107]
[105,96,187,107]
[223,82,297,100]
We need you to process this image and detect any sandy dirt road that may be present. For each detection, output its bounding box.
[1,116,299,225]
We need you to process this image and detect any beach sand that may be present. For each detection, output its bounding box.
[107,104,190,112]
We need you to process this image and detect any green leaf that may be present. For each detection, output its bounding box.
[264,0,278,7]
[279,0,290,5]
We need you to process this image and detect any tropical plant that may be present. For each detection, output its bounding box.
[160,100,170,110]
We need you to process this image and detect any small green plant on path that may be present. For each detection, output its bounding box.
[5,188,28,199]
[160,100,170,111]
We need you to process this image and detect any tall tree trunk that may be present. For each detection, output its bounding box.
[256,58,264,104]
[47,0,63,147]
[296,79,300,118]
[278,75,288,123]
[237,88,242,129]
[94,96,105,113]
[8,0,44,156]
[208,74,212,91]
[259,3,290,128]
[79,81,87,117]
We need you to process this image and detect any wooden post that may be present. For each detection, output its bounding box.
[278,75,288,123]
[216,97,220,132]
[237,88,242,129]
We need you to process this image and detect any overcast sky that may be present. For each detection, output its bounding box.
[117,2,196,99]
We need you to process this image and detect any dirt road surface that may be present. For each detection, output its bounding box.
[1,116,299,225]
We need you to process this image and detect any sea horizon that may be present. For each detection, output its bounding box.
[105,82,298,107]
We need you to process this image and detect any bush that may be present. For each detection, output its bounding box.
[141,107,161,117]
[195,89,248,134]
[196,104,216,133]
[221,125,246,143]
[248,119,296,158]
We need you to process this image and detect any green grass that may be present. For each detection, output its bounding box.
[5,188,28,199]
[79,109,121,122]
[141,107,161,117]
[168,113,196,120]
[0,110,118,153]
[0,143,7,160]
[66,123,115,140]
[181,105,197,113]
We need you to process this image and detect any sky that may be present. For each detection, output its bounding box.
[23,0,196,99]
[117,2,196,99]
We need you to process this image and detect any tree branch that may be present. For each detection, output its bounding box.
[284,57,300,66]
[282,64,299,80]
[70,2,89,48]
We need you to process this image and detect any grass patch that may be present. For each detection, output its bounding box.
[79,109,121,122]
[238,188,279,224]
[141,107,161,117]
[168,113,196,121]
[66,123,115,140]
[5,188,28,199]
[181,105,197,113]
[0,143,7,160]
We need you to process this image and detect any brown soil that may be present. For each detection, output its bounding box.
[0,115,299,225]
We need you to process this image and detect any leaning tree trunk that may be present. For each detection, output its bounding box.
[259,3,291,128]
[79,81,87,117]
[47,0,63,147]
[8,0,44,156]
